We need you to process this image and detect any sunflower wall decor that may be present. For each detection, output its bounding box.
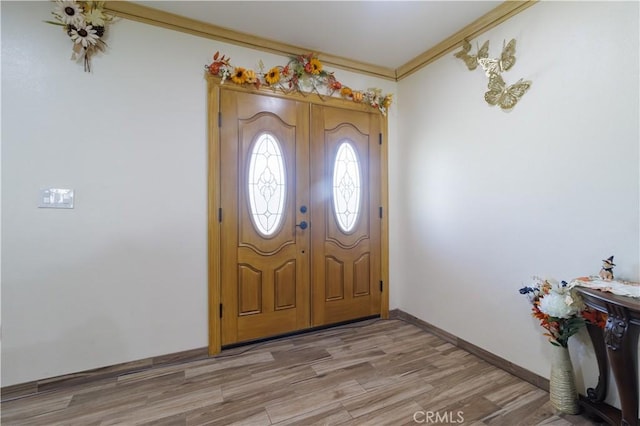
[205,52,393,115]
[46,0,114,72]
[454,39,531,111]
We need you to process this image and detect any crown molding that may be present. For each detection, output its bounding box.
[103,1,397,80]
[395,0,538,80]
[104,1,537,83]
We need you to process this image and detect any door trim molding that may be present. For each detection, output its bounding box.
[208,82,222,355]
[207,76,390,354]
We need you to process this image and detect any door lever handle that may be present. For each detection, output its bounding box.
[296,221,309,230]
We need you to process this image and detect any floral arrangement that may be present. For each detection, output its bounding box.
[205,52,393,116]
[46,0,113,72]
[519,277,606,347]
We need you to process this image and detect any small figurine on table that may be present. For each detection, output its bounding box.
[599,255,615,280]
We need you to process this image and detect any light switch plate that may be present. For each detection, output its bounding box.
[39,188,74,209]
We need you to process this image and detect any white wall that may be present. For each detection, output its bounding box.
[395,0,639,409]
[0,1,397,386]
[5,1,636,408]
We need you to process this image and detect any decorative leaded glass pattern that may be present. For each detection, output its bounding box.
[332,141,361,233]
[248,133,286,236]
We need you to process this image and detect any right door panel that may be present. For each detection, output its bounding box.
[310,104,382,326]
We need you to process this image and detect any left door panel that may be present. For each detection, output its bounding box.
[220,90,311,345]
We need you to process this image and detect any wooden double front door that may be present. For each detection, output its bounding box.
[218,90,382,346]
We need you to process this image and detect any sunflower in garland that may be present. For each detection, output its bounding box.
[231,67,248,84]
[245,69,258,84]
[265,67,281,85]
[309,57,323,75]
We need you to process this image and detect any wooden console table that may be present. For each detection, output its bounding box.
[576,287,640,426]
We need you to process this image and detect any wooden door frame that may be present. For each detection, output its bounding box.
[206,75,389,355]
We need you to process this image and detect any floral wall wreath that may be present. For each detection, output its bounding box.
[205,52,393,116]
[46,1,114,72]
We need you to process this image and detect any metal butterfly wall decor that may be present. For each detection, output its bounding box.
[454,38,531,111]
[454,40,489,71]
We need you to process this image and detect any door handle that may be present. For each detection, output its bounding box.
[296,221,309,230]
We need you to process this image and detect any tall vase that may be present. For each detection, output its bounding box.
[549,345,580,414]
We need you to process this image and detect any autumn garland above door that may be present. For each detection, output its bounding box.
[205,52,393,116]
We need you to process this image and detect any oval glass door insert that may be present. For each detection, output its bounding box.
[332,141,361,233]
[248,133,286,236]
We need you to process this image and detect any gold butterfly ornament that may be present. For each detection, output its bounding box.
[454,37,531,111]
[477,39,517,77]
[484,73,531,111]
[454,40,490,71]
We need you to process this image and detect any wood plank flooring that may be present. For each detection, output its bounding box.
[1,319,603,425]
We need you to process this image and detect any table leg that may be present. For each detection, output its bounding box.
[604,304,639,426]
[586,321,609,402]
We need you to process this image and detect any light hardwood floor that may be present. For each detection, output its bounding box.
[1,319,602,425]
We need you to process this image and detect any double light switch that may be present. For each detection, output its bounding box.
[38,188,74,209]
